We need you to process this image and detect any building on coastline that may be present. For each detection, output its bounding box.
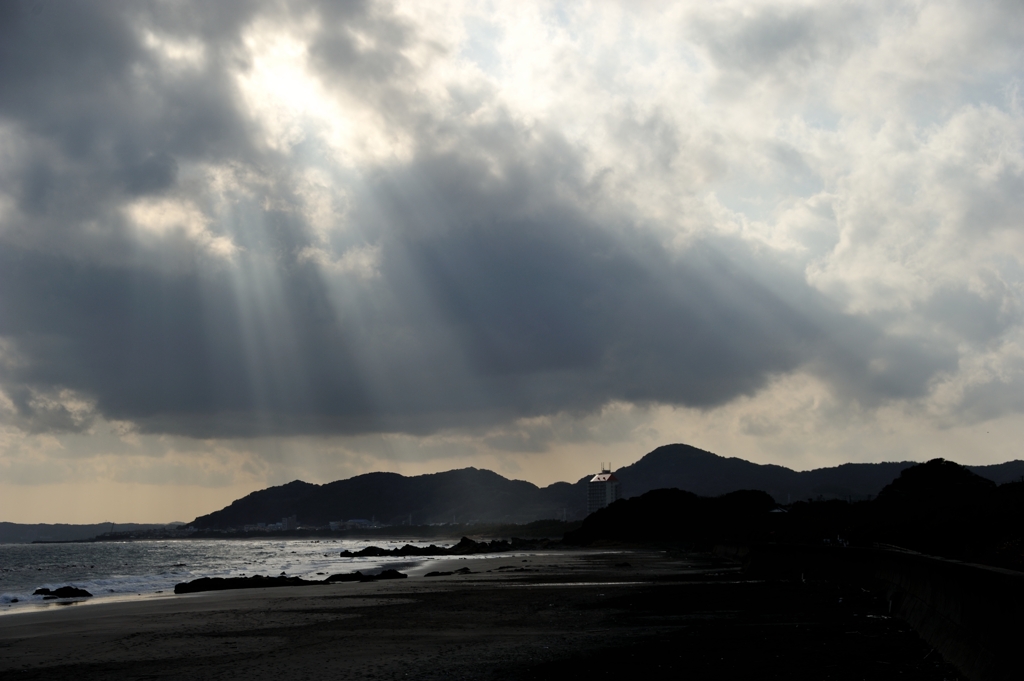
[587,465,621,514]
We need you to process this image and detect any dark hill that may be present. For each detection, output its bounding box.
[191,479,319,530]
[876,458,997,508]
[192,468,579,529]
[563,488,777,546]
[608,445,798,498]
[303,468,552,526]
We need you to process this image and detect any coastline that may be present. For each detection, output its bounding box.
[1,536,520,612]
[0,547,612,617]
[0,549,962,680]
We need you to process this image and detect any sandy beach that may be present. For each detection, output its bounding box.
[0,549,962,680]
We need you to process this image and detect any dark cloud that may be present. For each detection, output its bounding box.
[3,384,97,435]
[122,151,179,196]
[686,4,863,84]
[923,285,1017,346]
[960,369,1024,423]
[0,0,974,440]
[0,130,957,437]
[0,0,263,259]
[307,0,419,88]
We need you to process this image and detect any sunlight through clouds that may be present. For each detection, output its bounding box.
[1,0,1023,521]
[237,11,420,164]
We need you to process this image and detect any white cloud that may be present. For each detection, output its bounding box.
[297,243,381,278]
[141,28,207,71]
[124,196,239,259]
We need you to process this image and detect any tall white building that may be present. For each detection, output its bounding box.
[587,465,621,514]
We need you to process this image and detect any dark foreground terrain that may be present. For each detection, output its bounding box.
[0,551,961,680]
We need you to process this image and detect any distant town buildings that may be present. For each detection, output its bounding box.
[587,464,621,514]
[329,519,373,530]
[242,516,298,532]
[231,517,389,533]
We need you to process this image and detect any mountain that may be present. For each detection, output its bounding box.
[192,468,581,529]
[609,443,1024,502]
[0,522,172,544]
[189,443,1024,529]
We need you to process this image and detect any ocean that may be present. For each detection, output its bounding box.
[0,538,461,613]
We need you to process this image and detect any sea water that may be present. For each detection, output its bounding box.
[0,538,461,613]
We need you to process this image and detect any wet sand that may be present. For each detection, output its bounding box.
[0,550,963,680]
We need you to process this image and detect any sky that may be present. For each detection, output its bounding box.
[1,0,1023,523]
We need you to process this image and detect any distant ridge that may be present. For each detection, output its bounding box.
[191,469,576,529]
[189,444,1024,529]
[614,443,1024,501]
[0,522,171,544]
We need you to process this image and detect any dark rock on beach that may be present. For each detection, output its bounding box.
[324,569,408,583]
[176,569,411,593]
[33,586,93,598]
[173,575,320,594]
[323,571,365,582]
[424,567,474,577]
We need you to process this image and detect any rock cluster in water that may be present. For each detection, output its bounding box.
[340,536,549,558]
[174,575,320,594]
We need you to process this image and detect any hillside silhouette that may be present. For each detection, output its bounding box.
[192,468,575,528]
[566,458,1024,571]
[190,444,1024,530]
[869,459,1024,566]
